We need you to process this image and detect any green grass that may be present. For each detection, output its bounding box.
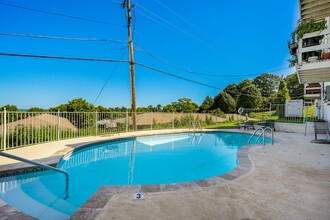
[204,122,239,129]
[248,110,278,121]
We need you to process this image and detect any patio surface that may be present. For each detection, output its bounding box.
[0,129,329,220]
[96,132,330,220]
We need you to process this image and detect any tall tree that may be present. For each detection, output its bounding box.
[0,105,18,111]
[237,79,253,92]
[176,98,198,113]
[67,98,95,112]
[237,85,262,109]
[27,107,45,112]
[275,80,290,104]
[253,73,281,97]
[155,104,163,112]
[49,104,68,112]
[163,98,198,113]
[285,73,304,99]
[96,105,110,112]
[163,102,178,113]
[212,92,236,113]
[223,84,240,100]
[198,96,214,113]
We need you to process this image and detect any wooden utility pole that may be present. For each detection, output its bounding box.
[122,0,137,131]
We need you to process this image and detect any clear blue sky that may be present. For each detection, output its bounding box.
[0,0,299,109]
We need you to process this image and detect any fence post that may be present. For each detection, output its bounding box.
[150,111,153,130]
[126,110,128,132]
[215,113,218,126]
[304,102,308,136]
[95,110,98,136]
[3,108,6,151]
[172,112,174,129]
[57,109,60,141]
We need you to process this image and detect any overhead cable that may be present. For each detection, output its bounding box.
[135,44,290,78]
[0,2,124,27]
[134,62,221,90]
[0,52,128,63]
[0,52,297,99]
[93,54,124,105]
[0,52,221,90]
[0,32,127,43]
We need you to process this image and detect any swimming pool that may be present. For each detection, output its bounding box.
[0,132,269,219]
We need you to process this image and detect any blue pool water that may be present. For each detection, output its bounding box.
[0,132,269,219]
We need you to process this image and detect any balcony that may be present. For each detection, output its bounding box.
[303,83,322,100]
[297,17,330,84]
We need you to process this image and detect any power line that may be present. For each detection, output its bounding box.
[134,62,221,90]
[134,6,210,49]
[93,54,124,105]
[133,1,246,66]
[135,44,291,78]
[0,51,221,90]
[135,61,296,100]
[0,2,124,27]
[0,52,297,100]
[155,0,199,32]
[0,52,129,63]
[0,32,127,43]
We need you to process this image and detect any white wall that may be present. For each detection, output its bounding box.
[323,104,330,122]
[275,122,315,134]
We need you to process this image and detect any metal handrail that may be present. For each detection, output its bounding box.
[248,127,263,144]
[248,127,274,145]
[263,127,274,145]
[197,120,203,135]
[189,120,195,133]
[0,151,69,199]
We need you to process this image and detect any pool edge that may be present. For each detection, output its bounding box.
[0,129,275,219]
[69,135,256,220]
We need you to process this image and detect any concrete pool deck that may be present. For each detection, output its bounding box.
[0,129,329,219]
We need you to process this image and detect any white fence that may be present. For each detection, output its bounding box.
[0,111,230,151]
[0,104,320,151]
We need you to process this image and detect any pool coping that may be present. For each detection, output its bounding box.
[69,142,255,220]
[0,129,275,219]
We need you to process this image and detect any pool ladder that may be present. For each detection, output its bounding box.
[248,127,274,145]
[0,151,69,199]
[189,119,203,135]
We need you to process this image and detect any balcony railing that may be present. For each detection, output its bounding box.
[298,29,330,65]
[296,17,330,83]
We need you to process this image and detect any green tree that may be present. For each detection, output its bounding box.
[198,96,214,113]
[147,105,154,112]
[163,102,178,112]
[137,107,148,112]
[285,73,304,99]
[155,104,163,112]
[96,105,111,112]
[275,80,290,104]
[66,98,95,112]
[223,84,240,100]
[26,107,45,112]
[212,92,236,113]
[237,79,252,92]
[0,105,18,111]
[49,104,68,112]
[237,85,262,109]
[112,106,127,112]
[253,73,281,97]
[176,98,198,112]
